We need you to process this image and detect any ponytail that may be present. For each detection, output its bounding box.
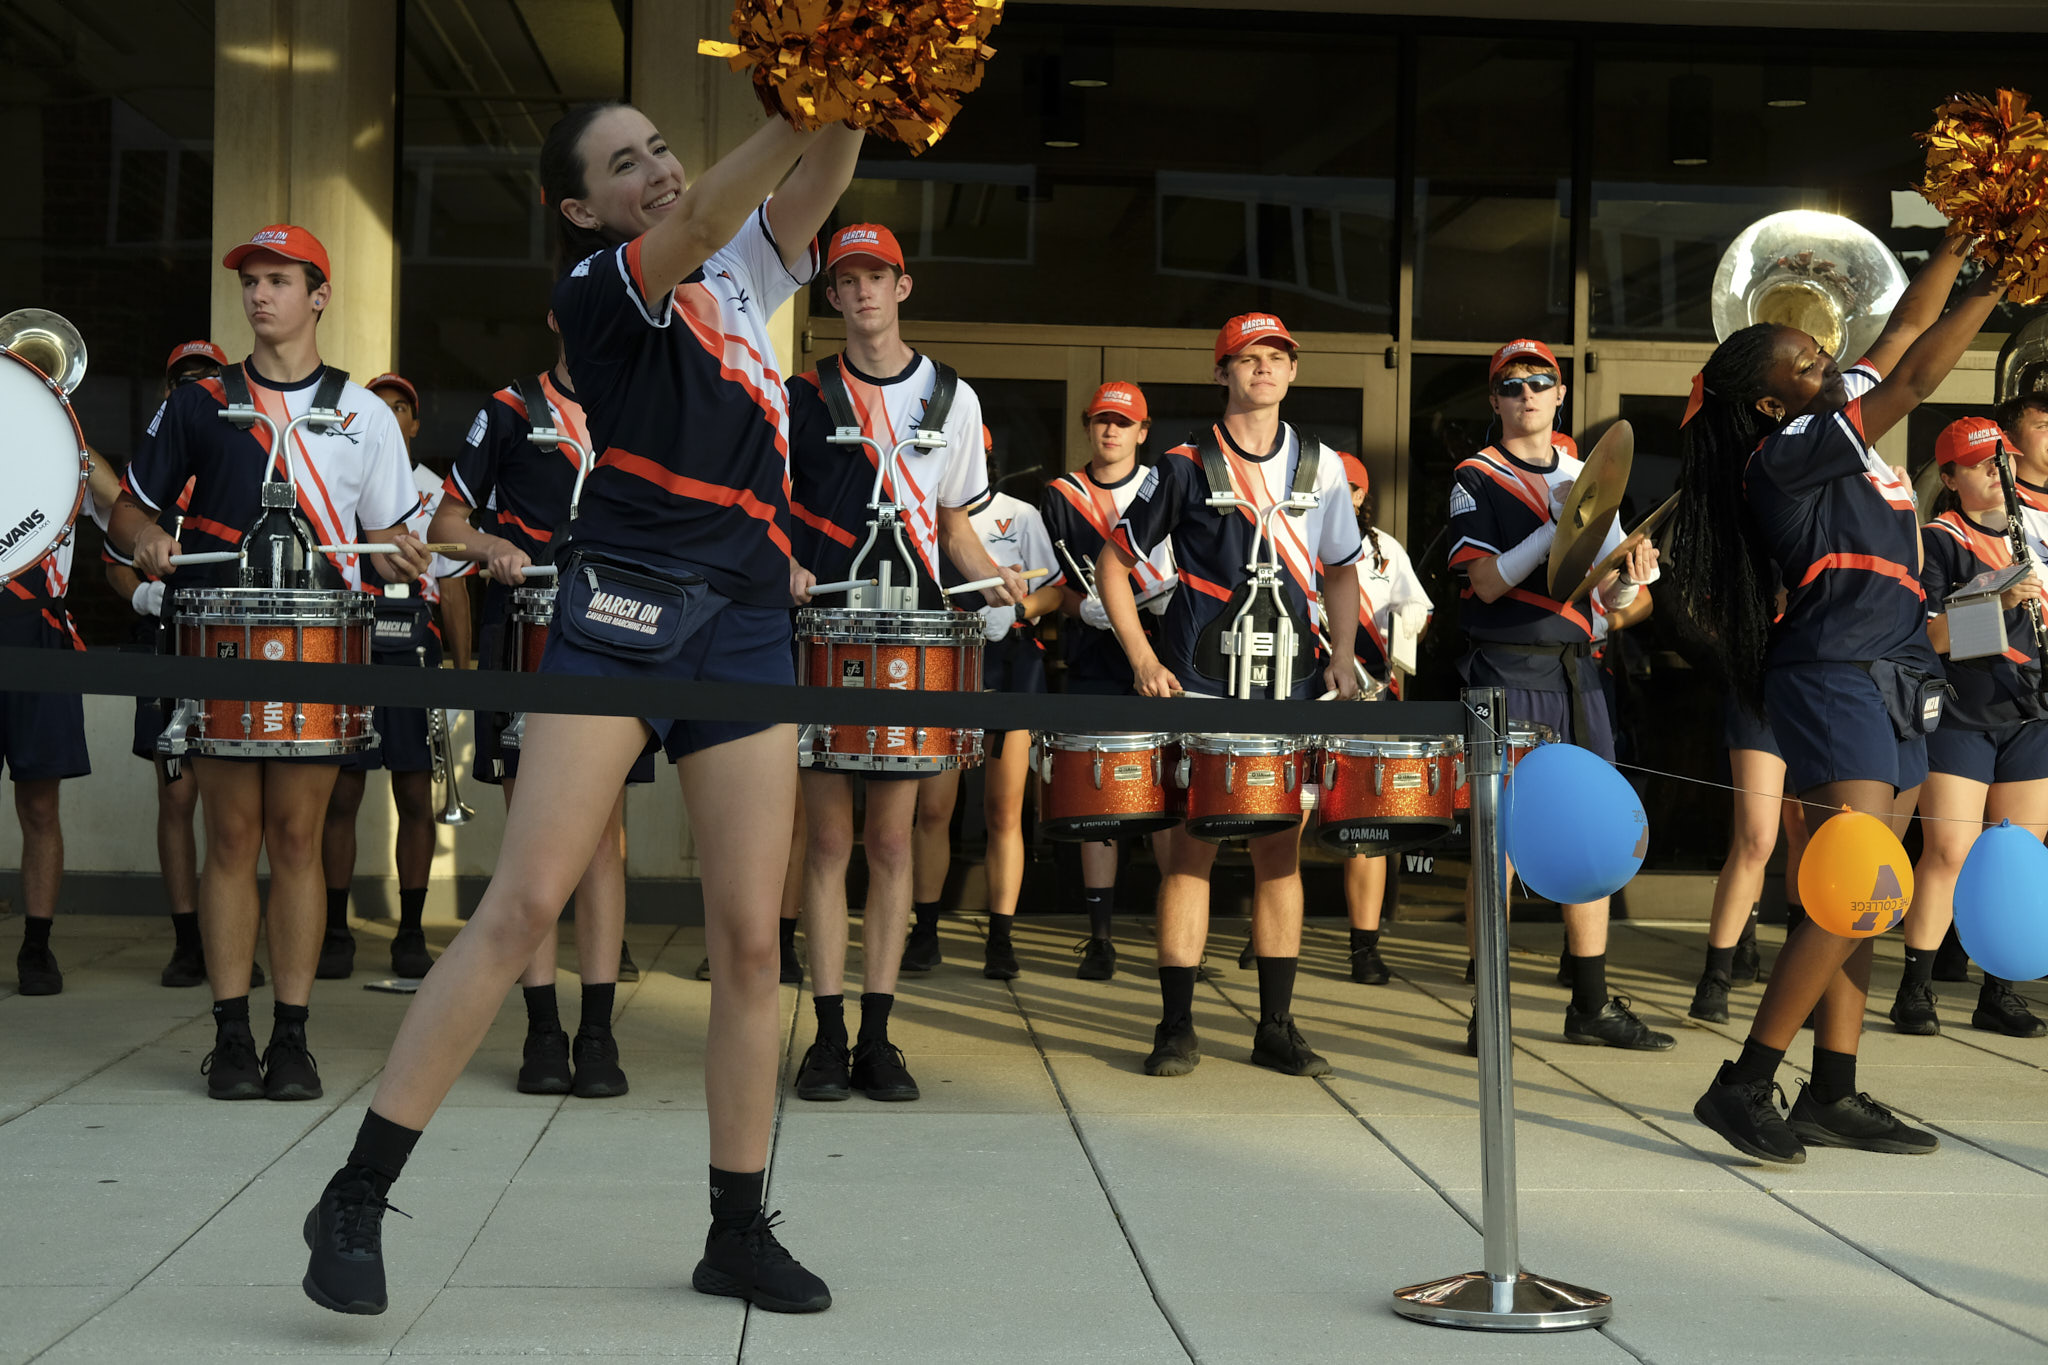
[539,101,631,277]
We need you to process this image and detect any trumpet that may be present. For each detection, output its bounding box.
[417,646,473,825]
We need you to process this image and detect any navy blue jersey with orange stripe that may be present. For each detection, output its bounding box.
[1744,396,1937,672]
[1111,422,1361,685]
[550,202,818,607]
[1921,508,2046,728]
[446,373,590,575]
[1446,443,1614,648]
[1041,463,1179,687]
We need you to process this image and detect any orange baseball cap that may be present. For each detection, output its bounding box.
[1086,381,1148,423]
[164,340,227,375]
[223,225,332,281]
[367,372,420,411]
[1338,451,1369,495]
[825,223,904,273]
[1214,313,1297,364]
[1936,415,2016,468]
[1489,338,1560,380]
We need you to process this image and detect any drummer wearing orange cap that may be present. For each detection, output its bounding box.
[1889,416,2048,1041]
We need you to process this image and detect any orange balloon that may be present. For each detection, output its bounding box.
[1797,809,1913,938]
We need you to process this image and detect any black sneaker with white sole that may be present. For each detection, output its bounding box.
[263,1027,323,1101]
[517,1028,572,1095]
[692,1211,831,1313]
[1143,1019,1201,1077]
[1973,978,2047,1038]
[1694,1062,1805,1164]
[1074,937,1116,980]
[1787,1084,1939,1155]
[1890,978,1940,1035]
[1564,996,1675,1050]
[794,1041,851,1101]
[202,1023,265,1101]
[694,957,711,982]
[850,1039,920,1101]
[302,1166,408,1315]
[1250,1014,1332,1077]
[570,1026,629,1098]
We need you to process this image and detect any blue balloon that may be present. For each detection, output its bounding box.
[1501,743,1648,904]
[1955,820,2048,982]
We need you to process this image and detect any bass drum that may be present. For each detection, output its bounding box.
[0,346,88,584]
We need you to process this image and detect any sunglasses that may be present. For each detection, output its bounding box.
[1494,373,1559,398]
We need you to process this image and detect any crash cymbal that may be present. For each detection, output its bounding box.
[1546,419,1634,598]
[1566,490,1679,605]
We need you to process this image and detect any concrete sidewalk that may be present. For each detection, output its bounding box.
[2,910,2045,1364]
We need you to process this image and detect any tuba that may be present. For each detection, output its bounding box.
[1710,210,1909,364]
[0,308,88,395]
[1997,309,2048,407]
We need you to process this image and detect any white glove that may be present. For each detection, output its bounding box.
[131,580,166,617]
[1605,580,1640,608]
[979,604,1013,642]
[1080,596,1112,631]
[1492,522,1557,589]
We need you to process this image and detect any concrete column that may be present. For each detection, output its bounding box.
[212,0,396,376]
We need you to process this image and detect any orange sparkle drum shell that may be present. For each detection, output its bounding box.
[797,608,985,773]
[1315,735,1460,855]
[510,585,555,675]
[1034,733,1180,841]
[172,588,376,757]
[1452,721,1554,812]
[1178,733,1309,843]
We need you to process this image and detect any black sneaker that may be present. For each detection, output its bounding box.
[794,1040,851,1101]
[16,942,61,996]
[1237,936,1256,970]
[316,928,355,980]
[263,1026,323,1101]
[1350,944,1390,986]
[1075,937,1116,980]
[900,926,942,973]
[1890,978,1940,1035]
[1250,1014,1332,1077]
[983,936,1020,981]
[389,930,433,980]
[1731,928,1762,985]
[694,957,711,982]
[202,1022,265,1100]
[516,1028,572,1095]
[617,943,640,983]
[1932,927,1972,982]
[1973,978,2048,1038]
[692,1210,831,1313]
[779,940,803,986]
[161,940,206,989]
[1143,1019,1201,1077]
[1564,996,1676,1050]
[1688,969,1732,1025]
[570,1026,629,1098]
[850,1039,920,1101]
[1693,1061,1805,1164]
[302,1166,409,1315]
[1788,1084,1940,1155]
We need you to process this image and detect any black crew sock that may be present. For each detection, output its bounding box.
[779,917,798,953]
[22,917,51,950]
[1739,905,1760,944]
[1568,952,1609,1014]
[1808,1047,1858,1105]
[271,999,309,1043]
[1901,947,1935,988]
[1254,956,1299,1022]
[212,995,251,1029]
[523,984,561,1034]
[579,982,616,1033]
[345,1109,422,1192]
[1728,1035,1785,1087]
[1349,927,1380,955]
[397,887,427,937]
[858,992,895,1045]
[1785,902,1808,935]
[1083,885,1114,941]
[813,994,847,1049]
[708,1165,766,1232]
[986,912,1013,947]
[1704,945,1737,978]
[912,901,941,935]
[1158,965,1197,1032]
[170,911,202,951]
[325,889,350,935]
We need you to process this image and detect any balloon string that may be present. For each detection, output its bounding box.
[1607,758,2001,827]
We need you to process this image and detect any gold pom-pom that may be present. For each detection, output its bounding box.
[1917,88,2048,304]
[699,0,1006,155]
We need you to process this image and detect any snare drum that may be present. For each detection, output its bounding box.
[1177,733,1309,843]
[167,587,375,757]
[509,585,555,675]
[1314,735,1460,855]
[1034,733,1180,841]
[797,608,985,773]
[1452,720,1555,811]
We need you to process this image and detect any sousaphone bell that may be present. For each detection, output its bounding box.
[0,308,88,396]
[1710,210,1908,363]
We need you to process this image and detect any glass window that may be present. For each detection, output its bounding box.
[1134,382,1363,465]
[397,0,626,464]
[1411,38,1574,343]
[975,378,1068,494]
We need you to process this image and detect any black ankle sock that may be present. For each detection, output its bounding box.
[858,992,895,1045]
[912,901,941,935]
[1901,948,1935,987]
[1568,952,1609,1014]
[212,995,251,1029]
[1739,905,1760,944]
[271,1000,308,1043]
[813,994,847,1048]
[170,911,201,950]
[1809,1047,1857,1105]
[1254,956,1299,1022]
[579,982,615,1033]
[22,917,51,949]
[1350,928,1380,954]
[1704,945,1737,979]
[523,984,561,1033]
[779,917,798,952]
[987,913,1013,946]
[1083,886,1113,941]
[347,1108,422,1190]
[1729,1035,1785,1087]
[708,1165,765,1231]
[1158,965,1196,1031]
[325,889,350,934]
[397,887,427,936]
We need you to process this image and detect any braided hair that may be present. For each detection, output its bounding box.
[1666,323,1788,713]
[539,101,631,277]
[1359,489,1388,573]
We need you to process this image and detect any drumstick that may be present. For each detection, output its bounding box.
[949,567,1051,596]
[166,551,242,566]
[314,542,467,555]
[807,577,880,595]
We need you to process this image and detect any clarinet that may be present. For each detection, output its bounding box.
[1991,446,2048,702]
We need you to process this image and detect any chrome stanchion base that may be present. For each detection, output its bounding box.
[1392,1270,1612,1331]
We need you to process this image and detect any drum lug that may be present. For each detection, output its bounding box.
[1175,753,1190,789]
[1373,757,1384,797]
[914,727,928,751]
[1225,755,1235,795]
[1285,756,1298,793]
[293,703,306,738]
[1152,748,1162,787]
[1322,754,1336,789]
[866,727,878,752]
[1429,759,1442,795]
[1092,746,1104,791]
[1455,755,1467,789]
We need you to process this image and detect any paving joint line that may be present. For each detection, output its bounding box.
[740,967,809,1364]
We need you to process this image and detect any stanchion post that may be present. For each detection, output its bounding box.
[1390,686,1613,1332]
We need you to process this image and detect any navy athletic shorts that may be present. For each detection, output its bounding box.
[1925,718,2048,786]
[1764,661,1928,796]
[1504,685,1616,764]
[0,613,90,782]
[1721,692,1781,759]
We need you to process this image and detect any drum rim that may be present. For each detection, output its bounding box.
[1182,732,1308,754]
[1320,734,1461,757]
[1034,731,1174,752]
[797,606,986,644]
[0,348,88,587]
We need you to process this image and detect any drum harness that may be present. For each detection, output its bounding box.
[1192,427,1324,700]
[811,354,959,613]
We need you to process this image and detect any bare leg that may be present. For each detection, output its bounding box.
[570,790,628,987]
[193,759,268,1001]
[860,779,919,995]
[911,768,959,904]
[157,766,200,916]
[261,762,343,1009]
[13,780,62,920]
[1711,749,1786,948]
[1155,826,1219,968]
[1904,773,1987,953]
[390,771,436,890]
[504,776,561,989]
[801,771,855,998]
[1247,822,1304,958]
[782,785,806,924]
[322,769,366,896]
[1344,854,1387,931]
[983,731,1031,918]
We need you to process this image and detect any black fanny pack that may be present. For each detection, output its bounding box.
[557,550,723,663]
[1859,658,1948,739]
[371,594,434,654]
